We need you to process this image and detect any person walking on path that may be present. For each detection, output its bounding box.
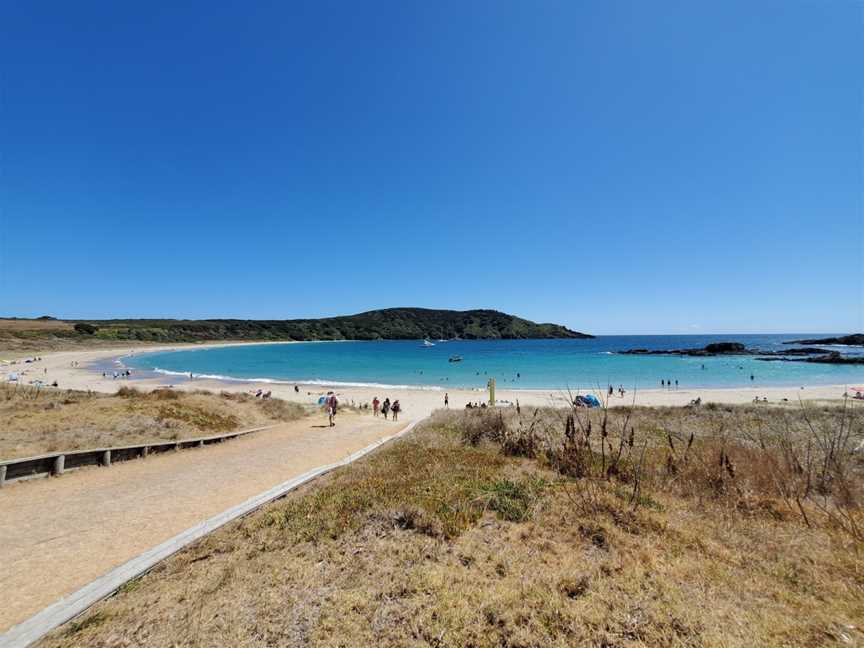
[382,398,391,420]
[391,400,401,421]
[444,393,449,408]
[327,393,338,427]
[372,396,380,417]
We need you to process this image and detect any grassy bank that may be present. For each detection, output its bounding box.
[0,386,308,459]
[38,402,863,647]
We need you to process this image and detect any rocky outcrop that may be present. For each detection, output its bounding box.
[617,343,827,358]
[619,342,747,357]
[757,351,864,365]
[784,334,864,346]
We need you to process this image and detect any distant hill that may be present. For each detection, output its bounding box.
[2,309,591,349]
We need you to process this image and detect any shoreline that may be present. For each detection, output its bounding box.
[5,342,859,417]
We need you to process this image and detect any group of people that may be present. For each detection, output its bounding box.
[371,396,401,420]
[660,379,679,389]
[254,389,272,399]
[103,369,132,379]
[607,384,627,398]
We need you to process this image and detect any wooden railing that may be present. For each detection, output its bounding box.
[0,425,278,487]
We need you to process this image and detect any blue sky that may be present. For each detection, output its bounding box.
[1,1,861,334]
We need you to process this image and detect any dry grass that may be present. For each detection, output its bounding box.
[0,319,158,355]
[0,332,146,356]
[0,385,308,459]
[0,319,74,332]
[37,403,864,648]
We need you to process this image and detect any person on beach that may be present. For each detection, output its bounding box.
[444,393,449,408]
[382,398,391,420]
[675,380,678,389]
[372,396,380,416]
[391,400,401,421]
[327,393,338,426]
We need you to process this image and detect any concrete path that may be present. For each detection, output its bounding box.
[0,413,407,632]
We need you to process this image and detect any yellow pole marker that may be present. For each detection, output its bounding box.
[488,377,496,406]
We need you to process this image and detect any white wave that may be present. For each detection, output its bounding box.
[149,367,443,391]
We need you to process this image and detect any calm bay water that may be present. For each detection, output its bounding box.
[124,335,864,391]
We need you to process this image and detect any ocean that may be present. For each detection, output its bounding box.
[123,335,864,391]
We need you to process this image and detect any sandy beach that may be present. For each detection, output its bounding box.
[5,342,856,419]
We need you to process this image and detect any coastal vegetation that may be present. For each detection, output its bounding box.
[41,402,864,647]
[0,309,590,354]
[0,385,307,460]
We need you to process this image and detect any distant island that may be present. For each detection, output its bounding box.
[783,334,864,346]
[1,309,592,350]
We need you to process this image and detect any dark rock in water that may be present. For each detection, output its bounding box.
[756,351,864,365]
[806,352,864,365]
[784,334,864,346]
[704,342,746,354]
[619,342,751,357]
[757,347,836,357]
[781,347,836,355]
[620,343,854,361]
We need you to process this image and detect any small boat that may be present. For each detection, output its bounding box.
[421,339,435,348]
[448,355,463,363]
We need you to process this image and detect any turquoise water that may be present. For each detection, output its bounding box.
[124,335,864,391]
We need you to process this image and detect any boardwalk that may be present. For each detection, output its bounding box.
[0,413,407,632]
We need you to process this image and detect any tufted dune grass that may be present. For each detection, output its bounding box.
[39,402,863,647]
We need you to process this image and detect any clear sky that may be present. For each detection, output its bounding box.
[1,1,862,334]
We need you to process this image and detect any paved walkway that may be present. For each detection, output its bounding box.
[0,414,407,632]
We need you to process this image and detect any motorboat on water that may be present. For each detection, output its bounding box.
[448,355,463,363]
[421,339,435,348]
